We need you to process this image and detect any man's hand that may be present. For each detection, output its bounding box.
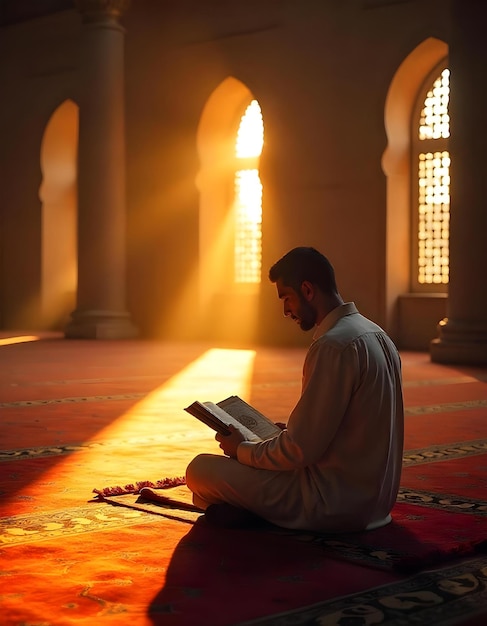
[216,424,245,459]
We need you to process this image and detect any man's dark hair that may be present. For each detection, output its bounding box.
[268,247,338,295]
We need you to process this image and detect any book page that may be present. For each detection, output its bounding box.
[184,401,232,436]
[217,396,282,441]
[202,402,262,442]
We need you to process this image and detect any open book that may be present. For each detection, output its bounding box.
[184,395,282,442]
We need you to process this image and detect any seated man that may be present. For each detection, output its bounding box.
[186,247,404,532]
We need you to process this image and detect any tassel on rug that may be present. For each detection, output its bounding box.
[93,476,187,498]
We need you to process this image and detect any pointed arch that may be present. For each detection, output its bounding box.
[39,99,79,329]
[196,77,264,341]
[382,37,448,346]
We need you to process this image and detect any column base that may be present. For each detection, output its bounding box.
[430,317,487,365]
[64,310,139,339]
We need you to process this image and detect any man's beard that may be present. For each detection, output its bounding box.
[297,297,317,331]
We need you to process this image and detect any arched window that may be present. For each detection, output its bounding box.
[383,37,448,349]
[234,100,264,284]
[196,77,264,341]
[412,63,450,292]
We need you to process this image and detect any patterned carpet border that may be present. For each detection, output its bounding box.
[404,399,487,416]
[0,393,146,408]
[2,487,486,548]
[0,431,210,462]
[4,372,485,389]
[402,440,487,466]
[2,395,486,416]
[0,501,200,547]
[237,555,487,626]
[2,438,486,464]
[402,374,487,386]
[397,489,487,516]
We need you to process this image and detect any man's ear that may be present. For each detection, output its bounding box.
[300,281,315,302]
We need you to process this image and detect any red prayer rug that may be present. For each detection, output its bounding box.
[93,481,487,574]
[3,339,487,625]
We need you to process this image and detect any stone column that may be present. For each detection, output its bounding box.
[430,0,487,364]
[65,0,138,339]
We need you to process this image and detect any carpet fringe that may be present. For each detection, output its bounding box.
[93,476,186,498]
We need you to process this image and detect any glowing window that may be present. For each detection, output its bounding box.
[417,151,450,284]
[413,64,450,289]
[419,69,450,140]
[234,100,264,284]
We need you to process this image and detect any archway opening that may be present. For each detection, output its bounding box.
[39,99,79,330]
[196,77,264,343]
[382,37,448,349]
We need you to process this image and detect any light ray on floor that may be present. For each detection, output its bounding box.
[0,335,41,347]
[26,348,257,493]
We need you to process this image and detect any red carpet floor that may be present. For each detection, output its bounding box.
[1,332,487,625]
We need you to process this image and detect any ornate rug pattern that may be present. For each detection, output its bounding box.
[238,555,487,626]
[90,481,487,574]
[1,336,487,625]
